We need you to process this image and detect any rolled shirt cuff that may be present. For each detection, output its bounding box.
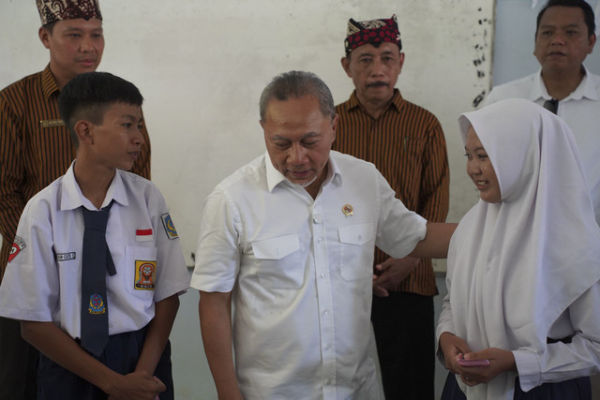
[513,349,541,392]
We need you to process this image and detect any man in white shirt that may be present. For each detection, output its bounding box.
[485,0,600,224]
[191,71,456,399]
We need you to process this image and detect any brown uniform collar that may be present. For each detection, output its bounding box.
[41,64,60,99]
[343,88,405,116]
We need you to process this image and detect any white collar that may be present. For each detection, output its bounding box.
[264,151,342,193]
[60,162,129,211]
[532,65,599,101]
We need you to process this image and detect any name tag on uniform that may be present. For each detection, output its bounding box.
[40,119,65,128]
[56,252,76,262]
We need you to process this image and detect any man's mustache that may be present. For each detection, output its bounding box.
[366,81,389,88]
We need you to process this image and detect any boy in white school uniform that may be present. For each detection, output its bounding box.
[0,72,189,400]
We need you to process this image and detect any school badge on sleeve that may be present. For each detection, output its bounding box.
[134,260,156,290]
[161,213,179,240]
[8,236,26,262]
[88,293,106,314]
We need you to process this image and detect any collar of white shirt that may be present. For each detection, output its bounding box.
[263,150,343,193]
[59,162,130,211]
[531,65,599,102]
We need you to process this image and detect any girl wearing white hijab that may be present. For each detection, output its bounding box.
[437,99,600,400]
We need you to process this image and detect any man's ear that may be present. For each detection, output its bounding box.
[588,33,597,54]
[331,114,339,142]
[74,120,94,145]
[38,27,51,50]
[341,57,352,78]
[398,52,405,74]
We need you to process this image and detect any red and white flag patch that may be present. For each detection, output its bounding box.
[135,229,153,242]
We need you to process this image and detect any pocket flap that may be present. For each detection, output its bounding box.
[252,234,300,260]
[338,223,375,245]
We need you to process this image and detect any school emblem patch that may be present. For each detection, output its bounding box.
[161,213,179,240]
[8,236,26,263]
[134,260,156,290]
[88,293,106,314]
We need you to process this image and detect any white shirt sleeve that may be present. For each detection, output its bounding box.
[190,187,241,293]
[149,186,190,302]
[0,200,58,322]
[514,281,600,391]
[435,240,457,364]
[373,168,427,258]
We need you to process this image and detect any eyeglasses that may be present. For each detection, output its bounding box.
[543,99,558,114]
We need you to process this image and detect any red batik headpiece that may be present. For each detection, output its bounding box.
[344,15,402,56]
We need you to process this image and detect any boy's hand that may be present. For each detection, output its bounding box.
[106,371,166,400]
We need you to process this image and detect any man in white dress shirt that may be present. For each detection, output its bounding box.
[485,0,600,224]
[191,71,456,400]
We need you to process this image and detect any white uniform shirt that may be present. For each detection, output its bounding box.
[485,67,600,224]
[191,151,427,400]
[0,164,190,338]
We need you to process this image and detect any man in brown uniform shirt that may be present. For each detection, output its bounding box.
[333,15,449,399]
[0,1,151,398]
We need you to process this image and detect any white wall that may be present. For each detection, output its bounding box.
[0,1,494,272]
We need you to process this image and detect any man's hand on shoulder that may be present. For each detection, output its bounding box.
[372,256,419,297]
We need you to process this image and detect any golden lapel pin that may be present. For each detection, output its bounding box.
[342,204,354,217]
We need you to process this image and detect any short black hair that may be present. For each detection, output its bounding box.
[42,21,57,33]
[59,72,143,147]
[536,0,596,37]
[259,71,335,121]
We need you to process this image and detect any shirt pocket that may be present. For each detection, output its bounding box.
[125,245,158,299]
[250,234,304,289]
[337,223,376,281]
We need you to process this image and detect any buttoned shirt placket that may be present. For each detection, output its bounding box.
[289,178,338,398]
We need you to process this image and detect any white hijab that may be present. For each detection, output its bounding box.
[447,98,600,399]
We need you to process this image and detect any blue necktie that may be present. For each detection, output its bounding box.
[80,203,116,357]
[543,98,558,114]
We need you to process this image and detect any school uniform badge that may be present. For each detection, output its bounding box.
[161,213,179,240]
[134,260,156,290]
[8,236,26,262]
[88,293,106,314]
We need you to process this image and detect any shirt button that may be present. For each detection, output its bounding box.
[313,214,321,224]
[317,237,323,244]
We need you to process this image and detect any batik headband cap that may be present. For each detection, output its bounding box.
[344,14,402,56]
[37,0,102,26]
